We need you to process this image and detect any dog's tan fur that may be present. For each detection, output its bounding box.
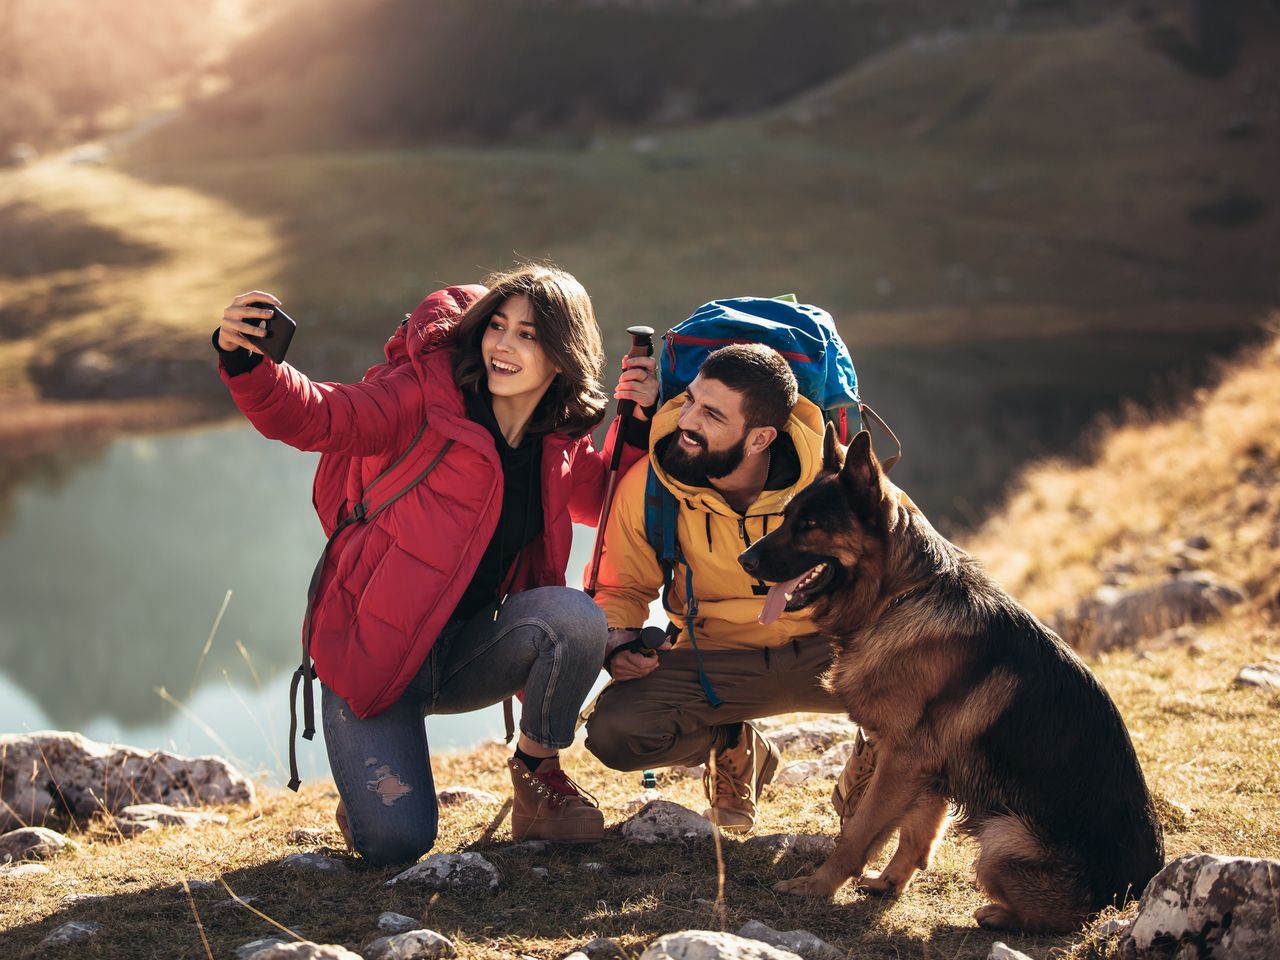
[739,430,1164,933]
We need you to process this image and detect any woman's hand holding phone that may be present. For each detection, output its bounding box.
[219,291,282,356]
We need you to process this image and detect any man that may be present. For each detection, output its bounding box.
[586,342,859,833]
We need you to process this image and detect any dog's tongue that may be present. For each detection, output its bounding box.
[758,572,810,625]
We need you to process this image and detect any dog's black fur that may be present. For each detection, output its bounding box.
[738,429,1165,932]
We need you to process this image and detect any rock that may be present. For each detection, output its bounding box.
[640,930,803,960]
[765,718,857,755]
[1128,853,1280,958]
[1053,573,1245,652]
[283,853,348,872]
[386,852,500,893]
[988,945,1033,960]
[621,789,663,813]
[581,862,607,873]
[530,867,550,881]
[62,893,109,907]
[743,834,836,862]
[0,732,253,832]
[435,787,501,807]
[248,944,363,960]
[1183,534,1211,551]
[620,801,717,844]
[38,921,103,949]
[1093,917,1131,937]
[0,861,49,876]
[116,802,229,828]
[214,895,263,911]
[237,938,289,959]
[775,741,854,784]
[1235,663,1280,689]
[377,912,418,933]
[562,954,590,960]
[0,827,78,862]
[669,764,704,779]
[186,879,215,890]
[736,921,840,960]
[365,929,456,960]
[287,828,328,844]
[113,819,163,837]
[493,840,549,855]
[580,937,624,960]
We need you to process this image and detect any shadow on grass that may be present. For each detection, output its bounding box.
[0,835,1067,959]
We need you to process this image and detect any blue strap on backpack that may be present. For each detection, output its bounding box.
[642,296,884,707]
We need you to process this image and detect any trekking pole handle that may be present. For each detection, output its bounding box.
[610,326,655,470]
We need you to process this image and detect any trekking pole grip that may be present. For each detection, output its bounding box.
[610,325,655,469]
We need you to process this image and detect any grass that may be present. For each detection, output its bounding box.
[2,607,1277,959]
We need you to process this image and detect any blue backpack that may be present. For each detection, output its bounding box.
[642,296,896,705]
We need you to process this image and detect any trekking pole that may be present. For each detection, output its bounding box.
[586,325,654,596]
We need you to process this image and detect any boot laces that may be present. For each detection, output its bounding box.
[535,768,599,808]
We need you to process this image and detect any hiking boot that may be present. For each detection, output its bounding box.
[335,799,353,851]
[831,728,877,828]
[508,756,604,844]
[702,722,779,834]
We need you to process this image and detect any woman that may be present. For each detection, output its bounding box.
[215,264,657,865]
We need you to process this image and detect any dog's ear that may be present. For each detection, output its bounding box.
[840,431,888,518]
[822,422,845,474]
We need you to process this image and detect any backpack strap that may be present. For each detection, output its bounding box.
[287,421,453,791]
[859,403,902,473]
[642,463,721,708]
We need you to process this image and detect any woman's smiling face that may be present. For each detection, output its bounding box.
[480,294,560,402]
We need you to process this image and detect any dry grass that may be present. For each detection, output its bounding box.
[2,603,1277,959]
[964,317,1280,619]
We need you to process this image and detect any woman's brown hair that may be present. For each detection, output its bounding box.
[452,264,608,436]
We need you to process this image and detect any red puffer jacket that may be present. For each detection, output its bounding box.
[219,286,640,720]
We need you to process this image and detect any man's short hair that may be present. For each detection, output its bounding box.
[699,344,799,432]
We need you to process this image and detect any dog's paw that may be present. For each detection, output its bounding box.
[975,903,1020,930]
[855,872,906,898]
[773,874,838,898]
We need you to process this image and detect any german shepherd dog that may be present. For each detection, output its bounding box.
[738,430,1164,933]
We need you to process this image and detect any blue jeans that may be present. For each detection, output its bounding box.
[321,586,606,866]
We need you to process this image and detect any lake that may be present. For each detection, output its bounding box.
[0,424,619,787]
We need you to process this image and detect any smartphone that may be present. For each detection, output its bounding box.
[246,301,297,364]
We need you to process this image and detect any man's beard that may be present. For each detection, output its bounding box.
[661,429,748,487]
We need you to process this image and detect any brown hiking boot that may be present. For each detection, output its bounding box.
[508,756,604,844]
[702,722,779,834]
[831,728,877,827]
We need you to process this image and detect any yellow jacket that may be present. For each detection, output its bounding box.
[593,394,827,651]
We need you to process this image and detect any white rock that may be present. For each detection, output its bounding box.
[237,938,289,959]
[116,802,229,828]
[562,953,590,960]
[435,787,501,807]
[620,801,717,844]
[386,852,500,892]
[1,861,49,876]
[1236,663,1280,689]
[988,944,1033,960]
[582,862,607,873]
[765,718,857,755]
[736,920,841,960]
[283,853,347,872]
[249,944,363,960]
[377,912,418,933]
[365,928,456,960]
[288,828,328,844]
[531,866,550,880]
[621,789,663,813]
[1093,917,1130,937]
[775,741,854,784]
[640,930,803,960]
[1129,853,1280,959]
[39,921,103,949]
[0,826,78,862]
[61,893,109,906]
[0,732,253,831]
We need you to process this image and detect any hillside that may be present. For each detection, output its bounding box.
[964,317,1280,623]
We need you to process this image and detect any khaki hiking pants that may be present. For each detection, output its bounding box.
[584,635,844,771]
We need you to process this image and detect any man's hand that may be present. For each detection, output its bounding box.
[610,649,662,682]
